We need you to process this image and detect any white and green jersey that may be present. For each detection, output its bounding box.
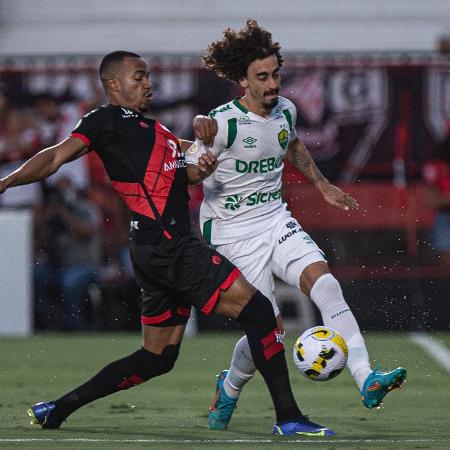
[186,96,297,245]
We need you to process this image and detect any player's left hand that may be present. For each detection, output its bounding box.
[197,150,218,179]
[316,181,358,211]
[193,115,218,146]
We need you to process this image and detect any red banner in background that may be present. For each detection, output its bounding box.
[1,54,449,183]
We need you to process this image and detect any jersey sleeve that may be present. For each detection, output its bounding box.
[71,107,114,150]
[184,113,228,165]
[284,98,298,143]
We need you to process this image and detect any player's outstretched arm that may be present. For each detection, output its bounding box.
[287,138,358,211]
[0,137,88,194]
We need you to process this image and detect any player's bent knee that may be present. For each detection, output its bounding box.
[310,273,345,309]
[137,344,180,380]
[300,261,330,295]
[214,274,257,318]
[227,274,257,301]
[159,344,180,373]
[237,290,276,325]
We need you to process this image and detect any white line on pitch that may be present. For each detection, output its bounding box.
[409,332,450,372]
[1,438,450,444]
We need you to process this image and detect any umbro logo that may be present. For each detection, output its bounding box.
[243,136,257,145]
[243,136,257,149]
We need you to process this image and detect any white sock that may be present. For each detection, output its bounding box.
[223,335,256,399]
[309,273,372,391]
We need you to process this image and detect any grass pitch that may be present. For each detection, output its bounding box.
[0,331,449,449]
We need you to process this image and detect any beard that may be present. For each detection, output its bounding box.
[138,95,151,112]
[266,96,279,108]
[262,95,279,110]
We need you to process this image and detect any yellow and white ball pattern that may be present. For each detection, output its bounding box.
[293,326,348,381]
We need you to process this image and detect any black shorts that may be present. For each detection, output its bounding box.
[130,232,240,327]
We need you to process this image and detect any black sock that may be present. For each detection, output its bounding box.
[52,345,179,422]
[237,291,302,423]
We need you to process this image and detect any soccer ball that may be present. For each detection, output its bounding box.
[293,326,348,381]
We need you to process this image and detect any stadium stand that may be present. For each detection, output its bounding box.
[286,181,450,280]
[1,53,449,331]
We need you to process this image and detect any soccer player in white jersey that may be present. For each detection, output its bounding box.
[186,20,407,431]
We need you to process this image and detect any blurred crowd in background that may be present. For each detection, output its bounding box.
[0,78,141,331]
[0,56,449,331]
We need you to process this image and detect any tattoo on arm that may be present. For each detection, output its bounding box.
[291,142,327,184]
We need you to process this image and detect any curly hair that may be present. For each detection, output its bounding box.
[203,19,283,82]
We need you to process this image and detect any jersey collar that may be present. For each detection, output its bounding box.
[232,97,282,122]
[110,104,144,117]
[232,98,249,114]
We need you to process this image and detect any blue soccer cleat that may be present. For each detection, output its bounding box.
[272,415,336,436]
[208,370,238,430]
[361,365,407,409]
[27,402,62,429]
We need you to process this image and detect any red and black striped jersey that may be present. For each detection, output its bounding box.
[71,104,190,243]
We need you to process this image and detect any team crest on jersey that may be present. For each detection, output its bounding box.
[278,129,289,149]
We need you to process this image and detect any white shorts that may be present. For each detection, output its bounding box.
[215,209,326,316]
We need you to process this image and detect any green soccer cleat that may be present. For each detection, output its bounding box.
[361,365,407,409]
[208,370,238,430]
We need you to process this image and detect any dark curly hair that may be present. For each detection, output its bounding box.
[203,19,283,82]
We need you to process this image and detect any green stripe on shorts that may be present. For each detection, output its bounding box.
[202,219,212,244]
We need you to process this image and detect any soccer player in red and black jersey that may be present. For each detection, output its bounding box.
[0,51,332,436]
